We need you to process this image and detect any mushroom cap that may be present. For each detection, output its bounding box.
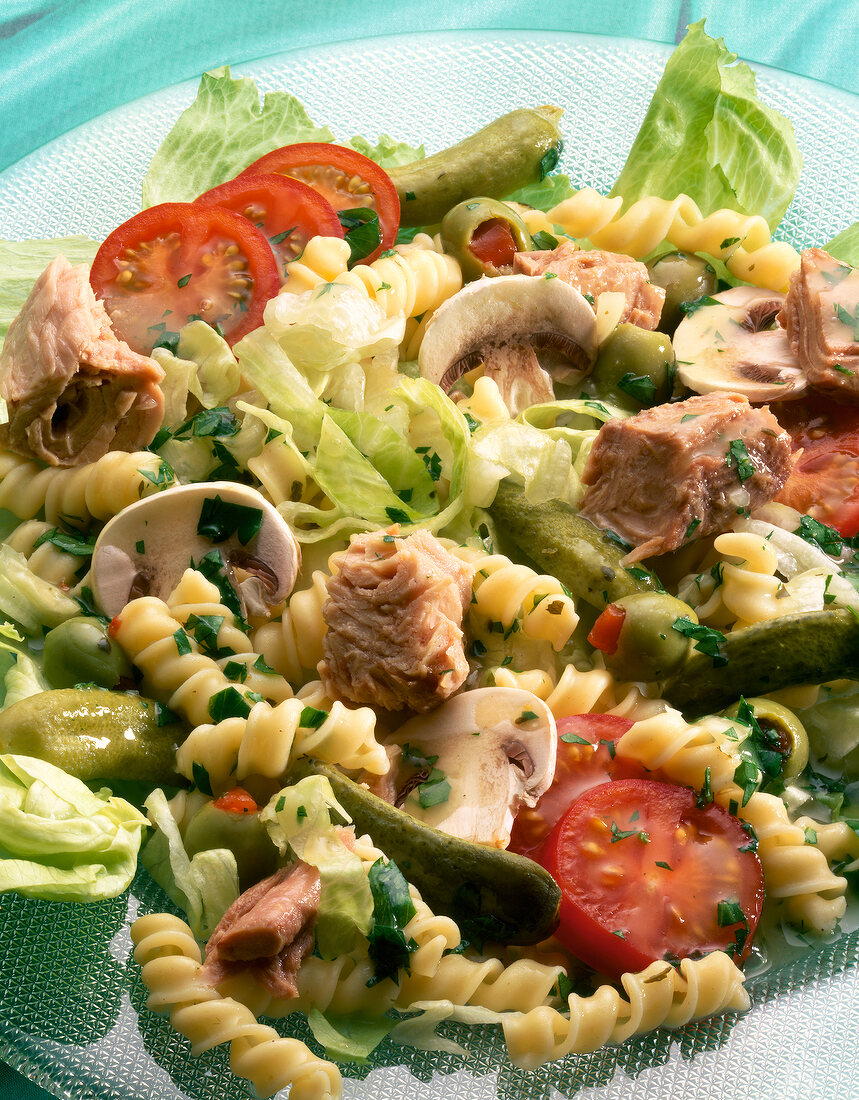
[392,686,557,848]
[418,273,597,395]
[91,481,301,619]
[674,286,807,403]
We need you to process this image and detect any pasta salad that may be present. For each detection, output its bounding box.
[0,20,858,1100]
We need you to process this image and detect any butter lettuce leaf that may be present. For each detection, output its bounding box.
[826,222,859,268]
[611,20,802,231]
[142,67,334,206]
[0,754,148,902]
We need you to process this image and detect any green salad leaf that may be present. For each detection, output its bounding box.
[0,754,148,902]
[0,622,47,712]
[826,221,859,268]
[611,20,802,231]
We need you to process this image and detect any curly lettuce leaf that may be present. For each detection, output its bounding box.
[142,67,334,206]
[826,222,859,268]
[611,20,802,231]
[0,237,98,350]
[0,754,148,902]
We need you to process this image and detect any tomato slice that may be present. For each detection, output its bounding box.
[540,778,764,979]
[90,202,280,354]
[213,786,259,814]
[587,604,627,655]
[469,219,518,269]
[773,393,859,536]
[508,714,639,859]
[240,143,400,263]
[194,173,344,280]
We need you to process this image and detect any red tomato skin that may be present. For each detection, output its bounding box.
[508,713,638,859]
[90,203,280,353]
[239,142,400,262]
[540,778,764,980]
[193,172,344,278]
[773,394,859,536]
[587,604,627,655]
[469,219,518,269]
[213,786,259,814]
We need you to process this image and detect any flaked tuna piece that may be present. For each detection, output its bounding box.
[579,392,791,561]
[320,527,474,712]
[0,256,164,466]
[202,860,321,999]
[779,248,859,399]
[514,242,666,330]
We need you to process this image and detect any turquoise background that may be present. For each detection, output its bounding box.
[0,0,857,1096]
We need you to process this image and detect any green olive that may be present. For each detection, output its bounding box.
[588,324,674,409]
[440,197,533,280]
[601,591,697,682]
[42,616,132,689]
[184,802,279,891]
[721,697,810,780]
[647,252,718,334]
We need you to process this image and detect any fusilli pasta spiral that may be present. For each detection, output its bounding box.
[3,519,85,588]
[252,570,331,684]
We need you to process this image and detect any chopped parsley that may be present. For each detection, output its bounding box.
[725,438,755,482]
[617,371,657,405]
[671,617,728,666]
[197,495,263,545]
[417,769,451,808]
[338,207,381,263]
[208,687,252,722]
[366,858,417,984]
[299,706,328,729]
[32,527,96,557]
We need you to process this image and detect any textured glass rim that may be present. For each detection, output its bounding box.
[0,25,857,1100]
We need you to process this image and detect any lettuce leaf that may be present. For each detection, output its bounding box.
[306,1008,393,1064]
[0,544,80,635]
[0,237,98,349]
[826,222,859,268]
[261,776,373,958]
[0,622,48,712]
[140,788,239,940]
[0,754,148,902]
[345,133,424,171]
[610,21,802,231]
[142,68,334,206]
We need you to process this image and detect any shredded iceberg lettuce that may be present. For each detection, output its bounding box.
[0,622,48,712]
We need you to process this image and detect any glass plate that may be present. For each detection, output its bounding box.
[0,28,858,1100]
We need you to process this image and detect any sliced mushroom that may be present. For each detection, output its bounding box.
[418,274,597,415]
[674,286,807,402]
[91,482,300,619]
[390,686,557,848]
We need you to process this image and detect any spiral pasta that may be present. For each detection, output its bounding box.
[281,235,463,321]
[448,544,579,652]
[0,448,175,527]
[252,570,332,684]
[3,519,85,588]
[543,662,663,722]
[501,951,749,1070]
[545,188,800,292]
[175,693,388,791]
[130,912,341,1100]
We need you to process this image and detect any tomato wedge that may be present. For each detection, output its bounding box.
[90,202,280,354]
[540,778,764,979]
[194,173,344,280]
[773,393,859,536]
[508,714,641,859]
[240,143,400,263]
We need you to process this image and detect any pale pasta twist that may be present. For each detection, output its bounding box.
[282,235,463,320]
[448,544,579,652]
[616,708,850,933]
[546,188,800,292]
[3,519,85,588]
[166,569,294,704]
[252,570,331,684]
[501,952,749,1070]
[175,694,388,791]
[130,913,341,1100]
[0,448,175,527]
[544,663,663,722]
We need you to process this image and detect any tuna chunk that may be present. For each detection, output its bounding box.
[202,861,320,999]
[579,392,792,561]
[320,527,474,712]
[0,256,164,466]
[779,248,859,399]
[514,242,666,330]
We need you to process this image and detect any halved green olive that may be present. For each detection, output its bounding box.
[722,697,810,780]
[600,591,697,682]
[588,323,674,409]
[42,615,132,689]
[184,802,278,891]
[647,251,718,334]
[440,197,533,280]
